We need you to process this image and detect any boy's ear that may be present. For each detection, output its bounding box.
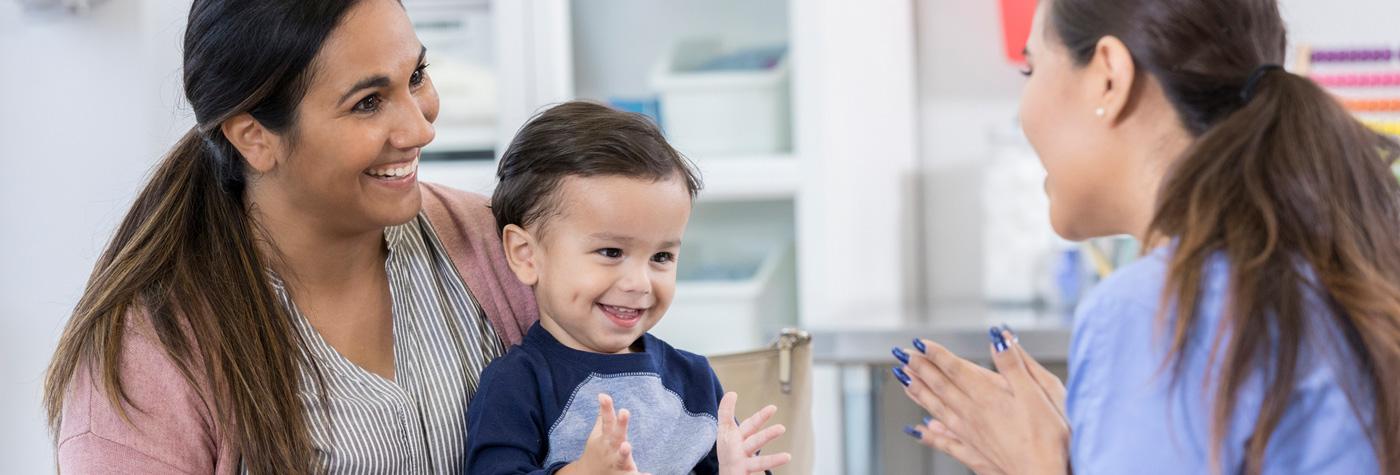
[501,224,540,286]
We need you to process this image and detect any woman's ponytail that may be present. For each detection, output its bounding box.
[45,126,322,474]
[44,0,366,469]
[1149,67,1400,473]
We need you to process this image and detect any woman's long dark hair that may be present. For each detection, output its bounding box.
[1051,0,1400,473]
[44,1,363,472]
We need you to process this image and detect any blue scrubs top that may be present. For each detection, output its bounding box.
[1065,246,1378,474]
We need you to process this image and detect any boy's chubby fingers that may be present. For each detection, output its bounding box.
[738,404,777,437]
[614,408,632,446]
[717,392,739,429]
[743,423,786,454]
[747,452,792,472]
[616,441,636,470]
[597,394,617,433]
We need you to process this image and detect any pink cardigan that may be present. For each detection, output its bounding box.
[55,183,538,473]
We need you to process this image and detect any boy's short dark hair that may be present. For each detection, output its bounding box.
[490,101,703,235]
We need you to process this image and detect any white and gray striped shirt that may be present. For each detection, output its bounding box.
[269,214,506,474]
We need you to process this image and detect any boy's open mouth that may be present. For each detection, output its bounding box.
[597,303,644,329]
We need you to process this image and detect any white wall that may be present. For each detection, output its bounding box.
[1281,0,1400,45]
[0,0,189,472]
[569,0,789,100]
[915,0,1036,318]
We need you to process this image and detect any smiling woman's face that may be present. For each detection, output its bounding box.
[253,0,440,235]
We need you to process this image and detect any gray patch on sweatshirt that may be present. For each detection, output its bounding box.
[545,373,717,475]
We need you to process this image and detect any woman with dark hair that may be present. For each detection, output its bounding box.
[892,0,1400,473]
[43,0,536,472]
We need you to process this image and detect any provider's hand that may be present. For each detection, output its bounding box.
[896,329,1069,475]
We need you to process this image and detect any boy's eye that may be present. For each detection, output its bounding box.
[651,252,675,264]
[597,248,623,259]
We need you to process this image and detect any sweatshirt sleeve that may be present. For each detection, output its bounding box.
[466,352,562,474]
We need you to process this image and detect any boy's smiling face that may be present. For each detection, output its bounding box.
[503,174,693,354]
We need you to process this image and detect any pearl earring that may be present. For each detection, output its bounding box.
[1095,107,1105,117]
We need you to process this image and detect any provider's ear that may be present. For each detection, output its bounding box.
[1086,35,1138,125]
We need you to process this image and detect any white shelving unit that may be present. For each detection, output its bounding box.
[689,154,799,202]
[414,0,811,350]
[404,0,500,158]
[423,124,496,155]
[417,160,497,195]
[419,154,798,202]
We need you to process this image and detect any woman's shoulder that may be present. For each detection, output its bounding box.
[1072,246,1232,333]
[1079,247,1171,313]
[1065,247,1228,471]
[57,309,233,473]
[419,182,499,248]
[420,182,493,222]
[418,182,539,346]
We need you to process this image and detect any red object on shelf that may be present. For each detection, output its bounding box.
[999,0,1038,65]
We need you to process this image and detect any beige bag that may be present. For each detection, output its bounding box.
[707,329,813,475]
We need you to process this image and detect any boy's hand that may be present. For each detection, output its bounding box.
[716,392,792,475]
[559,394,651,475]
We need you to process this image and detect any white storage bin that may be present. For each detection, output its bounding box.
[650,39,791,157]
[650,243,797,355]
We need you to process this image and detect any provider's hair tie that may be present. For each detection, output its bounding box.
[1240,64,1284,103]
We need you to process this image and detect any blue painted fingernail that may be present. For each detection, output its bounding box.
[912,338,927,353]
[904,425,923,439]
[892,347,910,364]
[1001,323,1019,342]
[892,366,912,386]
[924,416,933,426]
[989,326,1008,353]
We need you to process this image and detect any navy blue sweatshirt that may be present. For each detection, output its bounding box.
[466,322,723,475]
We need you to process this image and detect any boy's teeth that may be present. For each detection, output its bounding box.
[603,304,641,316]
